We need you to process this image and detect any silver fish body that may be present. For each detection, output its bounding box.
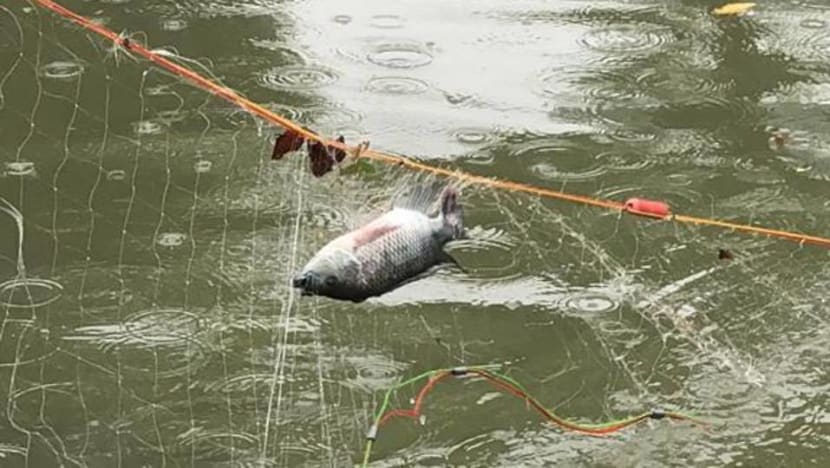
[293,186,465,302]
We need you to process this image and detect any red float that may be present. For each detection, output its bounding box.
[624,198,671,219]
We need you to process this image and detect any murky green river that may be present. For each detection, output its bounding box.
[2,0,830,466]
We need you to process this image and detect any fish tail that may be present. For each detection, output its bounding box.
[440,186,465,240]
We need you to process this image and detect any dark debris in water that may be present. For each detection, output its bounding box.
[718,248,734,260]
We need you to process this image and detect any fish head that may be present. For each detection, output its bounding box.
[292,246,361,301]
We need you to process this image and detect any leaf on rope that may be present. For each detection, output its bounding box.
[271,130,305,160]
[333,135,347,163]
[712,2,756,17]
[307,136,346,177]
[307,141,329,177]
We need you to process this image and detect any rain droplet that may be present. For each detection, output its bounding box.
[365,76,429,95]
[513,140,606,182]
[194,160,212,173]
[580,25,672,54]
[562,292,619,314]
[594,151,654,172]
[369,14,405,29]
[157,233,186,247]
[161,18,188,31]
[367,42,433,69]
[453,128,491,145]
[259,65,339,90]
[132,120,164,135]
[156,109,186,125]
[106,170,126,181]
[144,85,170,96]
[801,19,827,29]
[3,161,35,177]
[40,61,84,80]
[123,308,201,345]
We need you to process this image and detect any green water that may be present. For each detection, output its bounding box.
[1,0,830,466]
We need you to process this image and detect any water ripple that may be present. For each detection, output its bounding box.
[305,105,363,127]
[40,60,84,80]
[156,232,187,247]
[365,76,429,95]
[132,119,165,135]
[456,226,516,252]
[340,352,408,393]
[0,278,63,308]
[304,201,353,231]
[453,127,492,145]
[62,308,208,378]
[106,169,126,181]
[580,25,673,54]
[594,150,654,172]
[800,18,827,30]
[511,140,605,182]
[369,14,405,29]
[259,65,339,90]
[3,161,35,177]
[803,32,830,60]
[367,42,433,69]
[161,18,188,31]
[561,291,620,315]
[194,160,213,173]
[122,308,202,346]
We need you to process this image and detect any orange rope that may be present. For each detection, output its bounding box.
[34,0,830,249]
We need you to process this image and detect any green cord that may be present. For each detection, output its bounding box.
[373,369,438,422]
[362,369,441,467]
[360,439,374,467]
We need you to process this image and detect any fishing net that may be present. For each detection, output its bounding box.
[2,1,829,466]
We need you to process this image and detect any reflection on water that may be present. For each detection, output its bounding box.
[2,0,830,466]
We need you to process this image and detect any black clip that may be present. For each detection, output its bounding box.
[451,367,468,377]
[650,408,666,420]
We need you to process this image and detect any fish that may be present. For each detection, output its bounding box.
[292,184,466,302]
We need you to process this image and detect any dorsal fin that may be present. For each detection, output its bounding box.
[391,180,446,214]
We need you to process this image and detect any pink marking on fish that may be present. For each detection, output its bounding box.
[352,221,399,248]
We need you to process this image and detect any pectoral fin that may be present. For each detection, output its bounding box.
[439,250,467,274]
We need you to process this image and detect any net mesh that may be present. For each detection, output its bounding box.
[2,1,829,466]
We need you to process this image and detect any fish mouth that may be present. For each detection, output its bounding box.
[292,272,318,296]
[292,274,306,289]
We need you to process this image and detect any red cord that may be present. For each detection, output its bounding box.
[377,370,696,437]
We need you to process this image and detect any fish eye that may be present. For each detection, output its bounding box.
[325,275,337,286]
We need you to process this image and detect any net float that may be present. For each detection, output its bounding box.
[624,198,671,219]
